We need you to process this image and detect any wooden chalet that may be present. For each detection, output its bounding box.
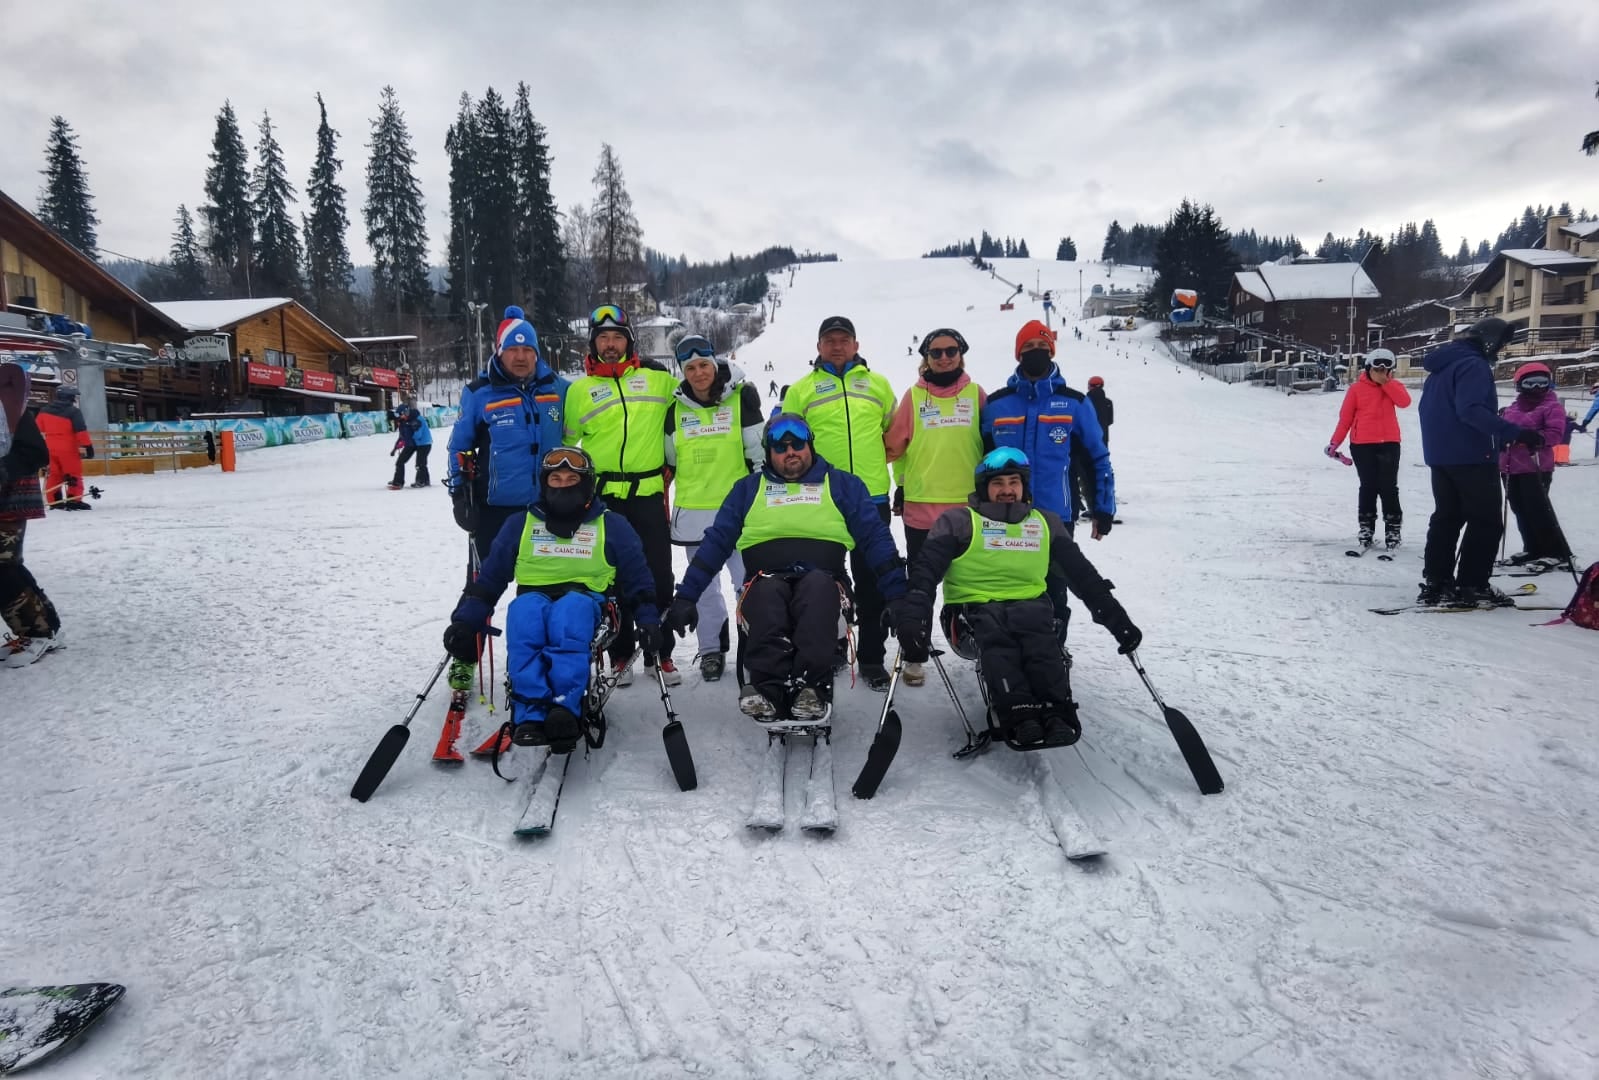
[1230,261,1382,356]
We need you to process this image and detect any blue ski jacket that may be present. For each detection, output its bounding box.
[446,354,569,507]
[1418,340,1524,466]
[980,364,1114,521]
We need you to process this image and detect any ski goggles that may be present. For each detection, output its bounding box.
[977,447,1030,474]
[540,447,593,473]
[674,337,716,363]
[765,415,813,451]
[1366,355,1397,371]
[1516,375,1552,391]
[589,304,629,330]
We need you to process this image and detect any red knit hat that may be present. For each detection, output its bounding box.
[1014,320,1056,359]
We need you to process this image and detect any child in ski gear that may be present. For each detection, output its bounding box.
[781,316,899,691]
[1498,362,1572,569]
[1417,318,1532,607]
[1327,348,1411,549]
[0,392,63,665]
[388,404,432,488]
[663,413,908,722]
[564,304,680,686]
[443,447,659,751]
[885,328,986,687]
[663,335,763,682]
[900,448,1140,747]
[36,385,93,509]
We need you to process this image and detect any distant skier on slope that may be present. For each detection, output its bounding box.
[1325,349,1410,551]
[387,404,432,488]
[36,386,93,509]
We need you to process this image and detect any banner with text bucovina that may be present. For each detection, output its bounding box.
[341,410,392,439]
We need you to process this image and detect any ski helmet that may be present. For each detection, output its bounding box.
[538,446,596,506]
[1456,316,1516,360]
[588,304,635,353]
[1364,348,1397,371]
[54,384,80,401]
[762,412,814,467]
[974,446,1031,502]
[1513,361,1553,391]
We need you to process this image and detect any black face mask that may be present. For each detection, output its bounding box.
[541,487,591,535]
[923,366,962,387]
[1019,349,1054,377]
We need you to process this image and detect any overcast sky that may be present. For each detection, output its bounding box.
[4,0,1597,270]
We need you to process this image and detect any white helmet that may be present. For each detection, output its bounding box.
[1364,348,1397,370]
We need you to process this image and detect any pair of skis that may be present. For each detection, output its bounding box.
[744,724,839,834]
[1368,581,1561,615]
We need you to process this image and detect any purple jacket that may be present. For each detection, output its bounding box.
[1499,391,1566,474]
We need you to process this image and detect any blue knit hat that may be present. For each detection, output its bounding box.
[495,305,539,356]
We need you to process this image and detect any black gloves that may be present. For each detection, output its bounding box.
[450,487,478,532]
[892,486,905,517]
[897,610,931,664]
[638,622,666,660]
[1098,606,1143,654]
[1512,429,1545,450]
[443,621,481,664]
[82,445,94,460]
[1092,512,1114,536]
[663,595,699,638]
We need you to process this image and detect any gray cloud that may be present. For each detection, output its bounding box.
[2,0,1596,270]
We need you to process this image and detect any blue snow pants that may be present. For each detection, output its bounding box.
[505,590,602,724]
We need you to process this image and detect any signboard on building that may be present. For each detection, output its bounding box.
[301,370,337,392]
[175,335,231,364]
[349,364,401,388]
[246,361,287,387]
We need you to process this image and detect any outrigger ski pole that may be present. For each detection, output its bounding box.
[851,651,904,799]
[928,649,991,759]
[350,654,451,802]
[1126,650,1225,795]
[652,660,698,791]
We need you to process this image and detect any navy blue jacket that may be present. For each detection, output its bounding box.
[981,364,1114,520]
[446,354,569,506]
[676,455,907,603]
[1418,340,1523,466]
[451,498,659,628]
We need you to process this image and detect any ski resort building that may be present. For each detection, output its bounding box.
[1229,260,1382,357]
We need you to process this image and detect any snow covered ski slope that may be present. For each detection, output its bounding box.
[5,257,1598,1078]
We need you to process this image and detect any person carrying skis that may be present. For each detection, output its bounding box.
[1498,361,1572,571]
[387,403,432,489]
[1417,318,1538,607]
[0,384,63,665]
[442,447,660,752]
[898,448,1141,746]
[1325,348,1411,551]
[564,304,681,686]
[781,316,899,690]
[884,327,986,687]
[661,413,908,722]
[36,385,93,510]
[445,307,569,690]
[663,334,763,681]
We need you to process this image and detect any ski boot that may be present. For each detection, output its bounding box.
[645,657,682,687]
[997,698,1047,747]
[1453,583,1513,609]
[698,652,725,682]
[1357,517,1375,551]
[1383,516,1401,551]
[448,658,476,692]
[542,705,581,754]
[739,685,778,719]
[860,663,891,692]
[1416,579,1451,606]
[901,661,925,687]
[1041,700,1081,746]
[791,685,830,722]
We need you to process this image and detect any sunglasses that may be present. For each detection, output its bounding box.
[590,304,629,328]
[926,346,962,359]
[979,447,1030,472]
[771,436,808,453]
[766,415,812,449]
[541,447,591,471]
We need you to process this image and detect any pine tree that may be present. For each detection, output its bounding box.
[1475,239,1492,261]
[364,85,432,328]
[37,116,99,257]
[170,205,209,297]
[1455,238,1472,265]
[252,111,303,297]
[1056,237,1076,261]
[444,93,481,322]
[304,93,355,325]
[1017,238,1030,258]
[512,83,566,335]
[1583,81,1598,156]
[1100,221,1124,262]
[589,143,642,302]
[472,88,519,311]
[202,102,255,296]
[1150,199,1238,320]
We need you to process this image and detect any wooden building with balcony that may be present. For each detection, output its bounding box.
[1452,215,1599,368]
[1229,261,1382,356]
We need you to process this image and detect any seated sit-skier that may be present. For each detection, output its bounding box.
[662,413,908,722]
[897,448,1143,747]
[442,447,661,752]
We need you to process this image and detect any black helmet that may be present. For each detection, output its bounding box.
[587,304,636,355]
[974,447,1032,502]
[1456,317,1516,361]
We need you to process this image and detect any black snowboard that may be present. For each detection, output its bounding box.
[0,982,125,1073]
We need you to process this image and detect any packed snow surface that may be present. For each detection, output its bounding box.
[5,257,1598,1079]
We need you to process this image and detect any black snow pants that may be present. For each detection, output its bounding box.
[605,492,675,667]
[391,444,431,486]
[1504,471,1569,560]
[1349,442,1401,532]
[0,522,60,638]
[957,596,1071,710]
[741,570,841,704]
[1422,464,1503,589]
[848,503,892,666]
[467,503,520,588]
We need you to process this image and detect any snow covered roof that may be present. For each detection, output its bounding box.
[1254,262,1379,301]
[1560,219,1599,240]
[1498,248,1596,269]
[346,335,417,345]
[1233,271,1270,302]
[1459,247,1599,298]
[153,298,295,332]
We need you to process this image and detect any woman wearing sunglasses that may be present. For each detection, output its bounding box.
[1325,348,1411,552]
[1498,361,1573,571]
[884,328,986,686]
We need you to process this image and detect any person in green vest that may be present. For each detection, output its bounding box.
[442,447,662,753]
[897,448,1143,747]
[662,413,909,723]
[663,334,764,682]
[564,304,681,686]
[884,327,987,688]
[781,315,899,691]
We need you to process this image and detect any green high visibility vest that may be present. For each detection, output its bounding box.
[902,383,982,504]
[942,508,1051,604]
[782,364,896,497]
[671,393,750,510]
[514,512,615,593]
[563,366,677,498]
[737,475,855,552]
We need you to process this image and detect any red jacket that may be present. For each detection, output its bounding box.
[1329,373,1411,447]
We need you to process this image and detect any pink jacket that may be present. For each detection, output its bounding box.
[1329,373,1411,447]
[885,371,987,531]
[1499,390,1566,474]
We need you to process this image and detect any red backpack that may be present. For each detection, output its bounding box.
[1546,562,1599,630]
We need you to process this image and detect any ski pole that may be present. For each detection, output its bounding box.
[1531,473,1583,588]
[1125,651,1225,796]
[851,651,904,799]
[350,654,450,802]
[651,659,698,791]
[1499,481,1509,563]
[930,649,989,759]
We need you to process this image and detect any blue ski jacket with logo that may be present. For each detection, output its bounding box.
[980,364,1114,521]
[447,354,570,507]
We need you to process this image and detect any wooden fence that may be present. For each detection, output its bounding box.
[83,430,215,476]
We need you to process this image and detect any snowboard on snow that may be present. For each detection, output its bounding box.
[0,982,125,1073]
